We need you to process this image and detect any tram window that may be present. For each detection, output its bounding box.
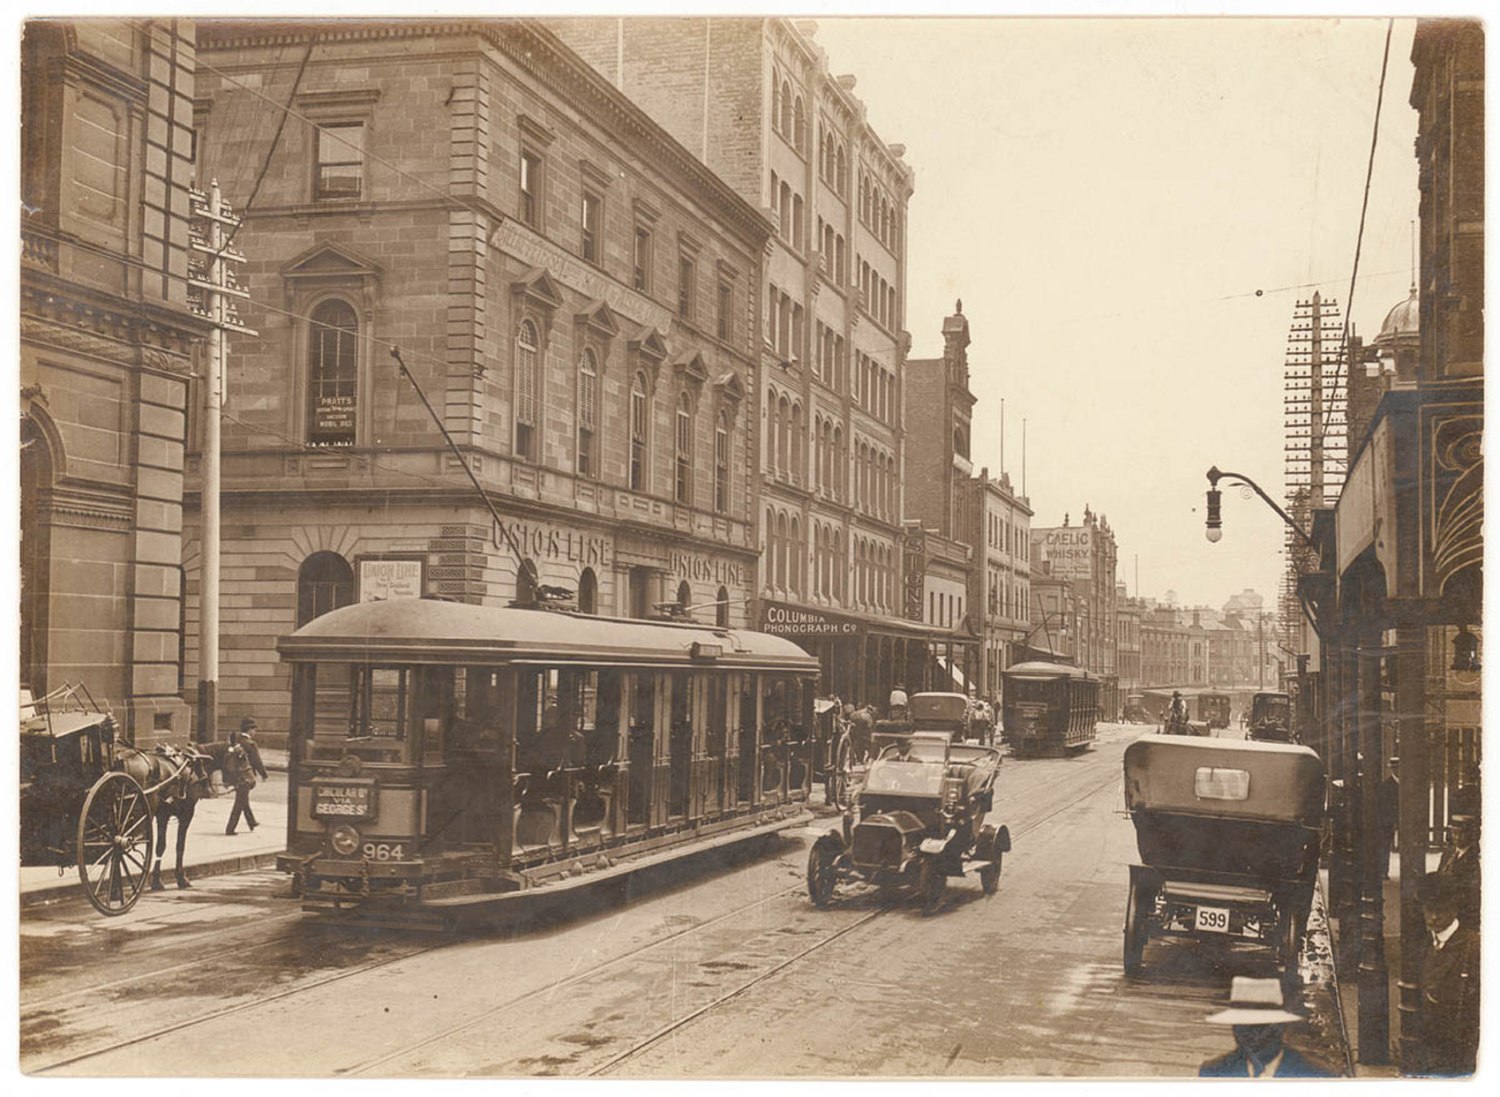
[454,667,505,748]
[1009,679,1048,703]
[630,673,656,731]
[706,676,727,756]
[670,672,693,731]
[762,677,791,735]
[591,671,622,762]
[363,668,408,739]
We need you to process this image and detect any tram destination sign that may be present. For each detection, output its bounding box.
[311,778,379,821]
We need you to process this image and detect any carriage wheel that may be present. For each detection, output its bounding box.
[77,772,154,916]
[807,838,840,909]
[1123,879,1152,976]
[918,856,947,916]
[977,826,1002,896]
[825,735,853,810]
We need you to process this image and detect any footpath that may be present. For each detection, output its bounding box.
[21,748,291,909]
[1324,848,1442,1077]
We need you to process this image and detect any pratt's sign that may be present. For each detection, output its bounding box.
[763,604,859,637]
[1035,527,1093,581]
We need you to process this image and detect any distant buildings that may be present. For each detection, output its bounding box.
[1030,508,1119,713]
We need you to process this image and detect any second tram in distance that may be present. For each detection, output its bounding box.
[1001,660,1100,757]
[275,598,820,927]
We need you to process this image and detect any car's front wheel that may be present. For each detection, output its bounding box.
[807,837,840,909]
[917,856,946,916]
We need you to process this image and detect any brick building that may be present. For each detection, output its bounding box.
[1030,508,1119,714]
[970,470,1032,699]
[192,20,770,742]
[547,16,922,706]
[21,20,208,742]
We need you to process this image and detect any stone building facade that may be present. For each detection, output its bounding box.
[969,470,1032,699]
[20,20,208,742]
[193,20,770,743]
[1030,508,1119,713]
[547,16,921,707]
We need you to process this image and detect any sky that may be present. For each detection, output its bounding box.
[812,15,1422,611]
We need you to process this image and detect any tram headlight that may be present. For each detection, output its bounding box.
[330,824,361,857]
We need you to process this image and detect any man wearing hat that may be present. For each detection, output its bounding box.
[1436,788,1480,931]
[1199,977,1334,1077]
[1414,871,1480,1076]
[224,717,269,836]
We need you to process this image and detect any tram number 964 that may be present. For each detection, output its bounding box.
[362,842,405,862]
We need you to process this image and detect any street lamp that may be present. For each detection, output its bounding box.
[1204,466,1317,551]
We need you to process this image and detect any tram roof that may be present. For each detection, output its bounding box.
[1002,660,1095,680]
[277,598,821,673]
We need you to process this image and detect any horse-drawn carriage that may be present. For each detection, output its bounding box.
[1121,734,1325,984]
[20,685,215,915]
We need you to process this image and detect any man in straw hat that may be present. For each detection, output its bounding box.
[1198,977,1334,1077]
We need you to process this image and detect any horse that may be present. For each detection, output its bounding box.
[114,742,222,891]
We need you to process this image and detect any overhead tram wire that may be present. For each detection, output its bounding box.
[1321,17,1395,438]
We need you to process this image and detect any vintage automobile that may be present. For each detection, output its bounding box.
[806,731,1010,914]
[908,691,976,743]
[1248,691,1294,742]
[1122,734,1325,984]
[1122,693,1148,724]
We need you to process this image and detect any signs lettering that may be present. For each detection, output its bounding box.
[311,779,377,820]
[359,558,423,602]
[495,519,612,567]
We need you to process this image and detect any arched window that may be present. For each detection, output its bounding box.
[629,372,649,491]
[578,567,598,615]
[777,394,791,476]
[714,411,731,514]
[297,551,354,627]
[514,318,540,460]
[790,515,802,594]
[675,391,694,505]
[833,425,844,499]
[792,193,804,251]
[779,80,793,136]
[790,402,804,479]
[716,585,730,629]
[778,182,792,243]
[577,348,599,477]
[307,299,358,447]
[780,513,792,591]
[677,579,692,609]
[836,146,847,194]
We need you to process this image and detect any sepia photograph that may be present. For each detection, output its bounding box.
[13,1,1485,1081]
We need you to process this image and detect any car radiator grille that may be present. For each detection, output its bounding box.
[852,823,902,867]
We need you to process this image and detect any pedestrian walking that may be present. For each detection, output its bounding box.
[848,702,876,764]
[1413,872,1481,1076]
[1198,976,1335,1077]
[225,717,269,836]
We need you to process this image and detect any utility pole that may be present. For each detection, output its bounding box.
[188,180,254,742]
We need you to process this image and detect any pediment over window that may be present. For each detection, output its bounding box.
[281,242,383,286]
[713,372,746,403]
[629,326,668,388]
[576,298,621,340]
[673,350,709,386]
[511,265,564,312]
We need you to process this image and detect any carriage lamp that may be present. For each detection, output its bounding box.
[1205,487,1223,543]
[1451,625,1481,672]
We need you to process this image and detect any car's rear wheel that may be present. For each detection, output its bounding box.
[1124,879,1152,976]
[977,825,1001,896]
[807,838,839,909]
[917,856,946,916]
[1278,907,1304,987]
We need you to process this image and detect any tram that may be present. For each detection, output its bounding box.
[1000,661,1099,757]
[275,598,820,926]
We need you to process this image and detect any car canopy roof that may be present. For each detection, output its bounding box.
[1123,734,1324,825]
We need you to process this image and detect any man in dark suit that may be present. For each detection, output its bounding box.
[1199,977,1336,1077]
[225,717,270,835]
[1436,794,1480,930]
[1413,872,1481,1076]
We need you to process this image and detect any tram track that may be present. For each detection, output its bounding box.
[584,762,1125,1077]
[27,748,1128,1078]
